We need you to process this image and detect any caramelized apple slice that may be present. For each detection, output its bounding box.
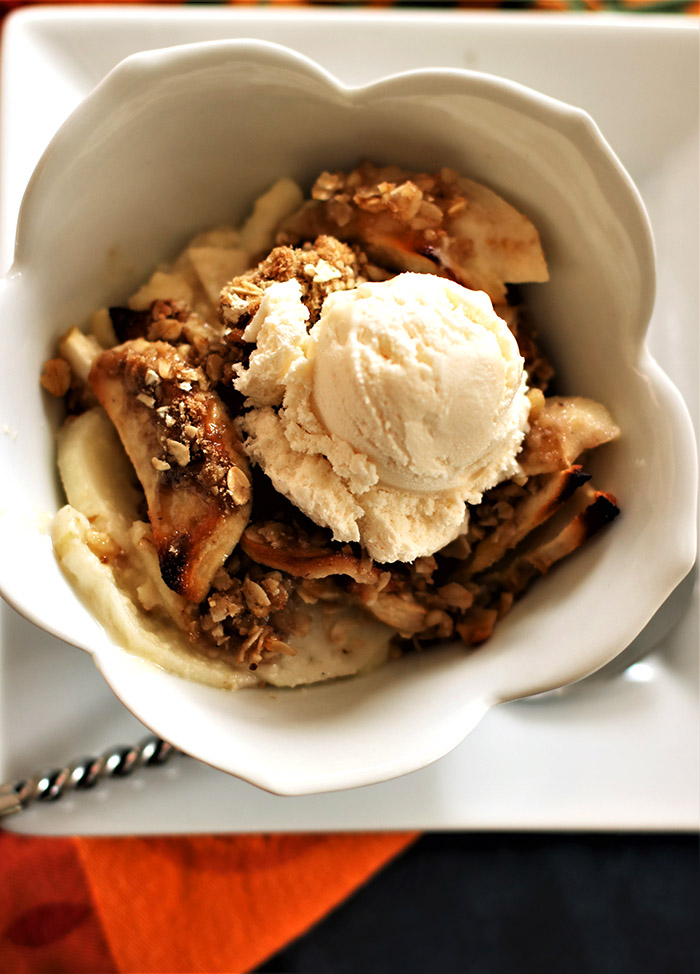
[513,489,620,580]
[457,489,620,646]
[241,522,380,585]
[279,163,548,304]
[242,523,434,636]
[89,338,252,602]
[469,466,590,575]
[520,397,620,476]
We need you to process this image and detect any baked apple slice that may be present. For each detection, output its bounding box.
[469,466,591,575]
[457,489,620,645]
[89,338,252,602]
[279,162,548,304]
[520,396,620,476]
[241,522,380,585]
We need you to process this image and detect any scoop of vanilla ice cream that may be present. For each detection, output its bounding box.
[234,274,530,564]
[312,274,528,495]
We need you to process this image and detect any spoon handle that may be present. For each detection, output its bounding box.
[0,736,179,818]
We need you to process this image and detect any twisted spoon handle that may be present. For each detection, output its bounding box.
[0,736,179,818]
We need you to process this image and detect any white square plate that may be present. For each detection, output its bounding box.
[0,7,697,835]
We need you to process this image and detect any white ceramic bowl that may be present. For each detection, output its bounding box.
[0,40,696,795]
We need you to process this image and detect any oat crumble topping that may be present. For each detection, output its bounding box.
[220,235,366,327]
[43,165,619,676]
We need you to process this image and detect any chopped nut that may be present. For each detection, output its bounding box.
[387,181,423,220]
[136,393,155,409]
[304,259,342,283]
[144,368,160,387]
[262,577,281,599]
[312,170,343,200]
[156,358,173,379]
[243,577,271,616]
[205,353,224,382]
[183,424,198,440]
[210,623,226,644]
[208,595,228,624]
[151,457,171,472]
[226,465,251,505]
[150,318,183,342]
[156,406,176,428]
[165,438,190,467]
[40,357,72,397]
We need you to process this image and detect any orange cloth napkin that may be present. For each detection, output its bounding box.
[0,829,418,971]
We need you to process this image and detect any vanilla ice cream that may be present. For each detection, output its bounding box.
[234,273,530,563]
[312,274,528,493]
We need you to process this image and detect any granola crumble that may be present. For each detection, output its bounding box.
[44,167,619,683]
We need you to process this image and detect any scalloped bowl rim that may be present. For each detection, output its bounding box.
[0,40,696,795]
[14,38,657,343]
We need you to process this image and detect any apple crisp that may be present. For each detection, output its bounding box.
[42,167,620,689]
